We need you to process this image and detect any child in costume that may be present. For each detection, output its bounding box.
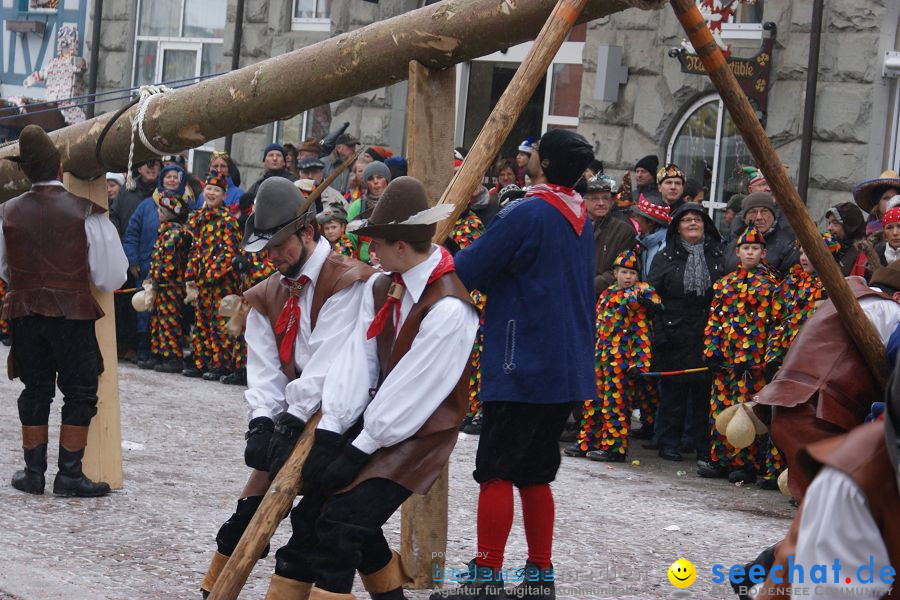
[145,190,192,372]
[316,205,356,258]
[700,226,778,484]
[764,232,841,376]
[753,232,841,489]
[565,250,663,461]
[445,207,487,434]
[183,171,243,380]
[222,249,276,386]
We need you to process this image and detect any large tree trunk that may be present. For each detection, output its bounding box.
[0,0,663,201]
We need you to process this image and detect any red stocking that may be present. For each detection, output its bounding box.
[476,479,513,569]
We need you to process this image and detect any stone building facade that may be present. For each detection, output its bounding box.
[579,0,900,221]
[11,0,897,218]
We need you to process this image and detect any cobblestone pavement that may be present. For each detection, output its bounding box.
[0,346,794,599]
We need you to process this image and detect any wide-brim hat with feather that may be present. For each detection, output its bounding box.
[852,170,900,213]
[347,176,454,242]
[243,176,315,252]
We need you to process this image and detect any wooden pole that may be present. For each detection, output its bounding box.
[432,0,589,243]
[0,0,658,200]
[63,174,123,488]
[401,61,456,589]
[668,0,887,388]
[208,412,321,600]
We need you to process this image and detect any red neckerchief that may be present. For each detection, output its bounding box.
[366,246,455,339]
[526,183,587,235]
[274,275,310,363]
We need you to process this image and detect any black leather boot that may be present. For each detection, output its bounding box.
[505,562,555,600]
[430,560,505,599]
[11,425,48,495]
[53,425,111,497]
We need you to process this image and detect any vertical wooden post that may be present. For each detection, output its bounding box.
[63,173,124,489]
[401,60,456,589]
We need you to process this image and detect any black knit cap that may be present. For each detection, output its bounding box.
[634,154,659,174]
[538,129,594,188]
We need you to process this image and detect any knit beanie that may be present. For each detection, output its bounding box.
[634,155,659,174]
[262,143,285,161]
[363,161,392,183]
[726,194,745,213]
[742,192,776,215]
[537,129,594,188]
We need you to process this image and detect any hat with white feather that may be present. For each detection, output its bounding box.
[347,176,454,242]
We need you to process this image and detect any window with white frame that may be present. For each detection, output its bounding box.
[667,94,756,228]
[292,0,331,32]
[133,0,226,171]
[455,23,586,160]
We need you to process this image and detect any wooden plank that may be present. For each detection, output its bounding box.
[401,61,456,589]
[406,62,457,207]
[63,174,123,489]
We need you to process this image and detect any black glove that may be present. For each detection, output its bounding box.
[267,412,307,480]
[706,356,725,373]
[244,417,274,471]
[732,362,751,380]
[625,365,642,380]
[320,444,371,497]
[301,429,344,494]
[319,122,350,157]
[232,255,251,274]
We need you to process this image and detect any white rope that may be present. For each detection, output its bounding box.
[125,84,173,190]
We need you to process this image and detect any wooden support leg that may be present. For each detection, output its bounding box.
[401,61,456,589]
[63,173,123,489]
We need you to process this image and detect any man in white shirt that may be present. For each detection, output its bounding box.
[263,177,478,600]
[199,177,373,597]
[0,125,128,498]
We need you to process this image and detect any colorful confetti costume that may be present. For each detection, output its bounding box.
[334,233,357,259]
[446,209,486,421]
[575,281,662,455]
[703,265,779,474]
[230,251,277,372]
[147,221,192,360]
[764,264,826,368]
[185,205,243,372]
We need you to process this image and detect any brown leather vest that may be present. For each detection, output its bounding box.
[348,271,475,495]
[243,252,373,380]
[764,422,899,599]
[1,186,105,321]
[755,277,890,431]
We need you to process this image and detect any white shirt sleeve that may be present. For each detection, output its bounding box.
[792,467,892,599]
[318,275,381,435]
[859,296,900,345]
[244,308,289,421]
[351,296,479,455]
[282,279,369,422]
[85,214,129,292]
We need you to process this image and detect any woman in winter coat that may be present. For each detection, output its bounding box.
[647,203,727,462]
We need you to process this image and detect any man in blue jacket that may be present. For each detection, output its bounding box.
[434,130,596,600]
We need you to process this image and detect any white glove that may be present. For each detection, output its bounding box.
[184,281,200,305]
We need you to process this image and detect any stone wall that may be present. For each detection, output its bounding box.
[226,0,414,186]
[578,0,898,222]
